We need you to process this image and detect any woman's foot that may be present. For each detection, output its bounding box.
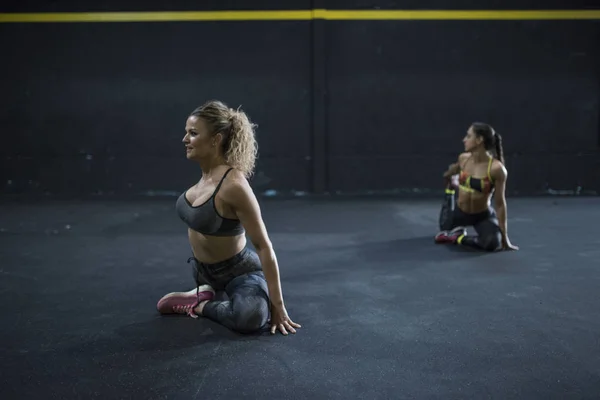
[156,285,215,319]
[435,226,466,244]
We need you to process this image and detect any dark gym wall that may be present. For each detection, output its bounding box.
[1,1,599,198]
[325,19,599,195]
[0,1,314,196]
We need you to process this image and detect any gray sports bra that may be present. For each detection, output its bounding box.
[175,168,245,236]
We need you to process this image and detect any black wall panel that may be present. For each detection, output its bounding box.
[0,19,312,196]
[1,3,599,197]
[325,19,600,194]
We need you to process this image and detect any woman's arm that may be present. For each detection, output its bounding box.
[493,164,508,238]
[224,176,282,305]
[443,152,470,178]
[443,162,460,178]
[492,163,518,250]
[223,173,301,334]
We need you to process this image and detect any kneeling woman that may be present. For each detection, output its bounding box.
[156,100,301,336]
[436,122,518,251]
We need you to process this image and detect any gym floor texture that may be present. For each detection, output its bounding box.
[1,196,599,399]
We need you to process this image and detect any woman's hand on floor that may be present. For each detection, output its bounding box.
[502,236,519,251]
[270,304,301,335]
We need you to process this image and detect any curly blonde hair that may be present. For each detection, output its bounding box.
[190,100,258,178]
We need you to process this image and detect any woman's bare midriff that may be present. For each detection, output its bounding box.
[188,229,247,264]
[456,191,491,215]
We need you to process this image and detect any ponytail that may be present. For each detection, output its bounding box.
[224,108,258,179]
[494,133,505,165]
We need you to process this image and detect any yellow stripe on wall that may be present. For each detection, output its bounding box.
[320,9,600,20]
[0,9,598,23]
[0,10,314,23]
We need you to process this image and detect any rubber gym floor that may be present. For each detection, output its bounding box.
[1,196,599,399]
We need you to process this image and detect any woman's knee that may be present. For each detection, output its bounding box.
[481,232,502,252]
[231,297,269,333]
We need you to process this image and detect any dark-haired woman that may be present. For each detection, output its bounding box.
[436,123,519,252]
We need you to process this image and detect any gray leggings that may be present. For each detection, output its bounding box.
[188,248,270,334]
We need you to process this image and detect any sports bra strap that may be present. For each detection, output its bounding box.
[211,167,235,197]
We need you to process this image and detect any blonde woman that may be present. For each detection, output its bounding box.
[157,100,301,336]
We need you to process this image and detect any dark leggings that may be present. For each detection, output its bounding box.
[188,248,270,334]
[448,206,503,252]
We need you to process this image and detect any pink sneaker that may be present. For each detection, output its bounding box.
[435,226,466,244]
[156,284,215,319]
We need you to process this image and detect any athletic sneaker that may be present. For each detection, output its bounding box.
[435,226,466,244]
[156,285,215,319]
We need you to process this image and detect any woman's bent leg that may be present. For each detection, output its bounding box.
[201,272,270,334]
[457,213,502,252]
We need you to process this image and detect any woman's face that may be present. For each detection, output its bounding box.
[462,126,482,152]
[182,116,215,161]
